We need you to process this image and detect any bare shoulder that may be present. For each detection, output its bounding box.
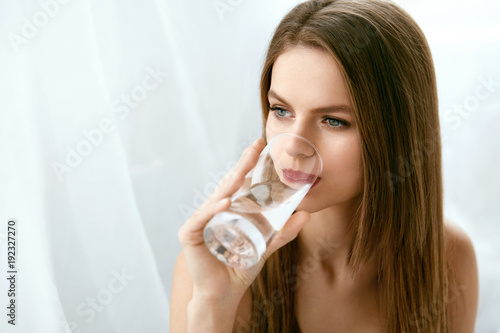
[169,250,253,333]
[443,220,479,333]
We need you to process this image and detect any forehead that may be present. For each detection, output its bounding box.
[270,46,352,108]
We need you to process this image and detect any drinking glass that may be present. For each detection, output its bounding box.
[203,133,322,269]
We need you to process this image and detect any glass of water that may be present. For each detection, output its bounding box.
[203,133,323,269]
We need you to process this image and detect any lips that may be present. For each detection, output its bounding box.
[282,168,317,184]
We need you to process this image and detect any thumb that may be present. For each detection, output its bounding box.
[262,211,311,260]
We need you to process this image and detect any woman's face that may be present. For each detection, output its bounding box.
[266,46,362,213]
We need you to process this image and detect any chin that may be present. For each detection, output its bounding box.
[295,197,326,214]
[296,190,362,213]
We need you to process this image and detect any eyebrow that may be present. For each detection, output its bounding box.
[267,89,352,114]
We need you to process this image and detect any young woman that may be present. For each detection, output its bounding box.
[170,0,479,332]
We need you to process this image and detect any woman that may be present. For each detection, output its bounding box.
[170,0,479,332]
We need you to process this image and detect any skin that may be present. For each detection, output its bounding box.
[267,45,380,332]
[170,46,479,333]
[266,45,364,280]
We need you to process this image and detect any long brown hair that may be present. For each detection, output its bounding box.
[248,0,449,332]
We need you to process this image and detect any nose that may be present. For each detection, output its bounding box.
[283,134,316,159]
[269,133,322,178]
[266,116,319,159]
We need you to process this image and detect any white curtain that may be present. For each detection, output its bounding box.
[0,0,498,332]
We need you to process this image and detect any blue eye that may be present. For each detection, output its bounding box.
[269,106,349,130]
[269,107,291,119]
[324,117,348,129]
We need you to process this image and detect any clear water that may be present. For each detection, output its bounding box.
[204,180,310,269]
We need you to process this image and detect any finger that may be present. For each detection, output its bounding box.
[261,211,311,260]
[178,198,232,247]
[232,138,266,177]
[180,139,266,247]
[211,138,266,201]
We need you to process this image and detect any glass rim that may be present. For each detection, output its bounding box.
[268,132,323,176]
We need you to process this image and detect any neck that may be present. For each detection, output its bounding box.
[296,195,376,286]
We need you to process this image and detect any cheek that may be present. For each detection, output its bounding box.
[323,137,362,188]
[266,114,293,139]
[265,117,277,142]
[296,136,362,211]
[340,142,361,173]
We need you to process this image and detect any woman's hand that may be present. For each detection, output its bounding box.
[178,138,311,307]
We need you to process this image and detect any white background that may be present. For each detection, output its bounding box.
[0,0,499,332]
